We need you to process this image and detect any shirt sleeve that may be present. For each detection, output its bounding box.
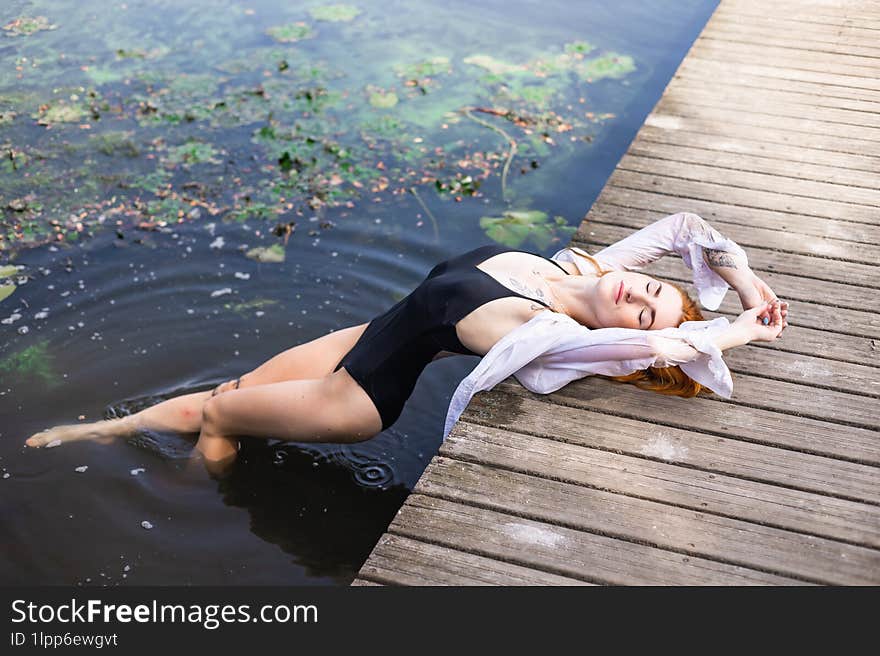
[550,211,748,310]
[443,311,733,439]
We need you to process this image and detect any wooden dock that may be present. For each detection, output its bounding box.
[353,0,880,585]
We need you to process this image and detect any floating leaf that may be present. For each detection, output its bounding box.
[564,40,596,55]
[35,102,87,125]
[480,210,574,249]
[308,4,362,22]
[369,90,398,108]
[267,22,314,43]
[245,244,286,263]
[0,284,15,302]
[463,54,527,76]
[162,141,222,167]
[2,16,57,37]
[577,53,636,81]
[0,265,19,278]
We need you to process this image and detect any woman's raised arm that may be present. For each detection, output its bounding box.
[551,212,751,310]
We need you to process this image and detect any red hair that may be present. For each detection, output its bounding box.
[570,248,707,398]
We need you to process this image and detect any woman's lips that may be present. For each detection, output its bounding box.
[615,281,624,304]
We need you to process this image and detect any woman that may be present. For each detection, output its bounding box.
[25,212,788,473]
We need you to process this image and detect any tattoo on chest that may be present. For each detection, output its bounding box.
[704,248,739,269]
[507,275,553,308]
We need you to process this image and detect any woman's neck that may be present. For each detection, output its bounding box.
[545,269,601,327]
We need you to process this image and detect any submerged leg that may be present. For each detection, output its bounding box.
[194,369,383,474]
[25,322,372,450]
[24,390,214,448]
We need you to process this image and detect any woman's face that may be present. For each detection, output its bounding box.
[592,271,683,330]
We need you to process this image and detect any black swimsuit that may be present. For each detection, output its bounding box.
[333,243,570,430]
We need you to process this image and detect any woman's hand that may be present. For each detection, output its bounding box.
[732,299,785,343]
[734,270,789,335]
[736,269,775,309]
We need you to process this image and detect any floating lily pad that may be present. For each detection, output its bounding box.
[245,244,286,263]
[0,265,19,278]
[2,16,57,37]
[369,89,398,109]
[463,54,526,76]
[0,284,15,303]
[480,210,575,249]
[35,102,86,125]
[396,56,452,78]
[308,4,361,22]
[163,141,222,167]
[0,340,56,387]
[564,40,596,55]
[267,22,314,43]
[577,53,636,81]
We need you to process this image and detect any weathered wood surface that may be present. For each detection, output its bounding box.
[355,0,880,586]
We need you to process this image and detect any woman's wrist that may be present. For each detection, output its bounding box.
[712,322,752,352]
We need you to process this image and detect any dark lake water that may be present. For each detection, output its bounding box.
[1,0,717,585]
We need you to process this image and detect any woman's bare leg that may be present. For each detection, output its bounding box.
[25,323,370,448]
[195,368,383,474]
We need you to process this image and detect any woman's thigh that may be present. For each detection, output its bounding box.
[202,368,383,443]
[237,322,370,387]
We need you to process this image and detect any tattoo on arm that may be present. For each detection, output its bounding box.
[704,248,739,269]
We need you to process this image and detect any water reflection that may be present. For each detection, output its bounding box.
[212,439,408,581]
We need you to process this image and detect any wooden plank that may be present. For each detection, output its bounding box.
[711,10,880,39]
[690,38,880,80]
[645,110,880,164]
[594,185,880,245]
[579,220,880,296]
[497,376,880,465]
[716,3,880,23]
[671,69,880,115]
[584,201,880,266]
[699,32,880,60]
[443,421,880,547]
[710,337,878,399]
[677,58,880,103]
[391,494,801,585]
[685,56,880,94]
[358,534,590,586]
[662,86,880,130]
[609,167,880,226]
[703,310,880,372]
[465,390,880,504]
[415,458,880,584]
[652,100,880,146]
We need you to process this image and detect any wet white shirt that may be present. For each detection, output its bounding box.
[443,211,749,439]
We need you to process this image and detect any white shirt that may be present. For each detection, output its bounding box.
[443,212,750,439]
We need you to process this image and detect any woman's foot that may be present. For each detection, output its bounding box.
[25,417,136,448]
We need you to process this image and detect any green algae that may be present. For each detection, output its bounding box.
[162,141,222,167]
[368,88,399,108]
[576,53,636,81]
[0,341,58,388]
[480,210,575,249]
[267,23,314,43]
[2,16,57,37]
[308,5,362,22]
